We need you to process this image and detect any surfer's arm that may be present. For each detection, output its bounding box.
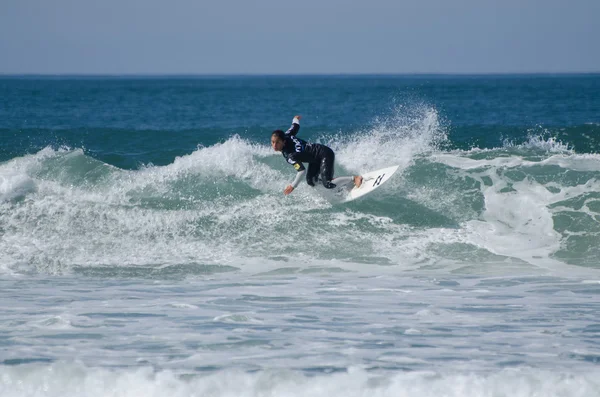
[284,157,306,194]
[284,168,305,195]
[290,168,306,189]
[287,158,306,188]
[285,116,301,136]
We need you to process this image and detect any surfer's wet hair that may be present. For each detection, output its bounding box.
[272,130,285,141]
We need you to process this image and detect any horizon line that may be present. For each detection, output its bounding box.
[1,71,600,78]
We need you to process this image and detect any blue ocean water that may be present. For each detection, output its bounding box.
[1,75,600,396]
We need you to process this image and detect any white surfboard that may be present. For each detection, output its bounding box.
[315,165,400,203]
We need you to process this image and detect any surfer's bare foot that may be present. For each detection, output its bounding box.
[354,175,363,188]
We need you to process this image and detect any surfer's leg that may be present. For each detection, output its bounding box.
[331,176,353,184]
[329,176,362,188]
[306,162,319,186]
[320,148,336,189]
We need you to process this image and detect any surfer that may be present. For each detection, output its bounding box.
[271,115,363,195]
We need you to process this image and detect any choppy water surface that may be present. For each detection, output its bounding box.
[1,75,600,396]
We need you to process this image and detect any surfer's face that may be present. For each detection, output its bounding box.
[271,136,284,152]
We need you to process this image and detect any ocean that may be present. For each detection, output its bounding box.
[1,75,600,396]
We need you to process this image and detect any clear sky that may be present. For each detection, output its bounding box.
[1,0,598,74]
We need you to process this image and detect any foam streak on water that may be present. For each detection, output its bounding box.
[1,273,600,397]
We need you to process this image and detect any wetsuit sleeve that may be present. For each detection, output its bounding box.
[291,169,306,188]
[286,153,306,188]
[284,117,300,136]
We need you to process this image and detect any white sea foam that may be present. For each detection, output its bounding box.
[0,149,56,202]
[332,105,446,175]
[428,149,600,269]
[0,171,36,202]
[0,363,598,397]
[503,133,573,153]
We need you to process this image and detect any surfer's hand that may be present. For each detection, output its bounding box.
[284,185,294,195]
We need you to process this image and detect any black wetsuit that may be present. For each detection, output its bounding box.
[282,120,336,189]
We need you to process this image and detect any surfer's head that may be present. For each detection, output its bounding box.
[271,130,285,151]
